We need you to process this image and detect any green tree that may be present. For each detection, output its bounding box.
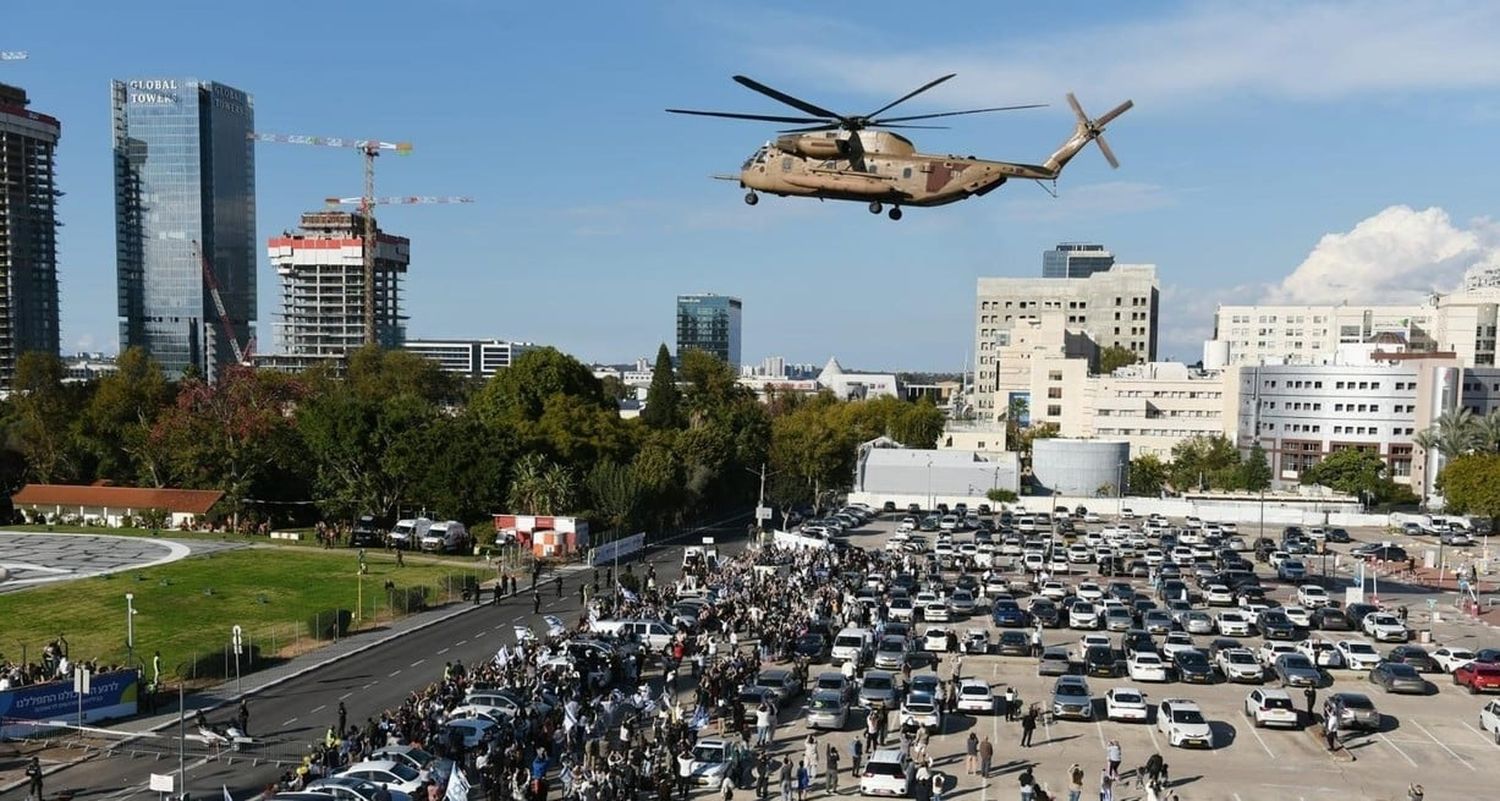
[1128,454,1169,496]
[409,412,516,524]
[1300,447,1387,497]
[8,352,88,483]
[1237,443,1273,491]
[1097,345,1139,375]
[1413,408,1479,458]
[1436,453,1500,525]
[79,347,173,485]
[769,395,857,512]
[641,343,681,429]
[473,347,607,424]
[586,460,643,535]
[507,453,576,515]
[986,488,1018,505]
[1003,395,1030,449]
[1168,434,1242,491]
[891,398,945,449]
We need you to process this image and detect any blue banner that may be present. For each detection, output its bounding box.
[0,669,140,736]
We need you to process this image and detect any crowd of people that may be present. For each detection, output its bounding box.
[0,636,127,693]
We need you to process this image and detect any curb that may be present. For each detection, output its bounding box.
[0,562,597,797]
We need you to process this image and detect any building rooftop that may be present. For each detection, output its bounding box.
[12,484,225,515]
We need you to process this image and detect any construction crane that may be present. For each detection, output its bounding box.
[323,195,474,207]
[0,51,27,62]
[248,132,412,346]
[191,240,250,366]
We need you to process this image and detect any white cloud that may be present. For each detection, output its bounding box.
[1000,181,1175,222]
[1264,205,1500,305]
[738,2,1500,110]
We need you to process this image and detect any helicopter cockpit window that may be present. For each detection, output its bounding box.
[743,146,769,170]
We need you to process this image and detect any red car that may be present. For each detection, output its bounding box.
[1454,663,1500,694]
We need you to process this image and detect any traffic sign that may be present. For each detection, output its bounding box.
[73,667,92,695]
[755,506,772,521]
[232,624,243,656]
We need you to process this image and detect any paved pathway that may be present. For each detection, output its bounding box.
[0,531,243,593]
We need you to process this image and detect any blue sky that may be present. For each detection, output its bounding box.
[9,1,1500,371]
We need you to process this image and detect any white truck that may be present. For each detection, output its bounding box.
[388,517,433,550]
[420,520,470,553]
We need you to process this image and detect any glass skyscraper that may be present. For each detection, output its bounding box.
[1042,242,1114,279]
[113,78,255,378]
[0,83,61,389]
[676,293,742,368]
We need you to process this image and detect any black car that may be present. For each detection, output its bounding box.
[1084,645,1123,678]
[1325,528,1352,543]
[349,514,389,547]
[907,503,922,515]
[882,501,897,513]
[996,631,1032,657]
[1311,607,1352,631]
[1385,645,1438,673]
[794,633,831,662]
[1343,603,1379,628]
[1121,629,1156,658]
[1257,610,1298,640]
[1029,600,1062,628]
[1172,649,1214,684]
[1207,637,1243,661]
[1362,545,1409,563]
[1236,586,1268,606]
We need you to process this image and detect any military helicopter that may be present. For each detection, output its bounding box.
[668,74,1132,220]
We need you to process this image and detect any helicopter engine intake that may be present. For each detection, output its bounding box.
[774,134,847,160]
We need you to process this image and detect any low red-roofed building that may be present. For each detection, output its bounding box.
[11,484,224,528]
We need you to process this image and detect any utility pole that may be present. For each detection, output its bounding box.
[126,593,135,667]
[758,463,767,531]
[177,682,185,801]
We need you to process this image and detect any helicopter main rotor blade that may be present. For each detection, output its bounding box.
[873,104,1046,124]
[871,124,950,130]
[1095,135,1120,169]
[666,109,831,124]
[777,124,844,133]
[862,73,956,119]
[732,75,842,120]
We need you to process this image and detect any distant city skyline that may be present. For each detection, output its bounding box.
[6,3,1500,370]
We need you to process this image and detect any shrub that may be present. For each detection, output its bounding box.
[139,507,169,530]
[175,644,263,680]
[305,609,353,640]
[470,520,497,547]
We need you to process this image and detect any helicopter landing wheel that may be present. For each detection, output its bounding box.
[868,201,883,214]
[888,207,903,221]
[744,192,759,206]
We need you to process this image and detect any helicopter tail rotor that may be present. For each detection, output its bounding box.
[1065,92,1133,169]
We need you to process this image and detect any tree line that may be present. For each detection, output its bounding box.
[0,344,945,540]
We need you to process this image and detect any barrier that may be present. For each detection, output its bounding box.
[269,531,302,541]
[0,669,140,738]
[772,529,832,550]
[590,533,645,566]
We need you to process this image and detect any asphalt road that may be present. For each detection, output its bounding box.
[3,523,749,801]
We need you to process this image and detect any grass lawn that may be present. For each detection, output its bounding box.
[0,548,497,683]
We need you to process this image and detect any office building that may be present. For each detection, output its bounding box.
[676,293,741,368]
[266,210,408,371]
[975,264,1159,416]
[403,338,536,380]
[0,83,60,388]
[1042,242,1114,279]
[113,78,256,378]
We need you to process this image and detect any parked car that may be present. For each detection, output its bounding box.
[1085,645,1123,678]
[1480,699,1500,745]
[688,738,747,786]
[336,760,424,795]
[1369,662,1429,695]
[956,678,996,714]
[1432,646,1478,673]
[1311,607,1352,632]
[1172,649,1215,685]
[1323,692,1380,731]
[1243,688,1300,729]
[1454,662,1500,694]
[1273,653,1322,688]
[1297,638,1345,669]
[1335,640,1383,671]
[857,671,899,708]
[1051,675,1094,720]
[1216,612,1253,637]
[1217,648,1264,683]
[1156,698,1213,748]
[899,691,943,733]
[1257,610,1298,641]
[1297,585,1331,608]
[1384,645,1438,673]
[419,520,470,553]
[1104,687,1150,723]
[1038,649,1073,677]
[859,748,910,796]
[1127,652,1172,682]
[1362,613,1409,643]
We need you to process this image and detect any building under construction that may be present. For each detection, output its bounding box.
[0,83,60,388]
[266,210,409,372]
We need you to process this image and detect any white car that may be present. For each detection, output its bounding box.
[1258,641,1298,668]
[888,598,915,622]
[859,748,909,796]
[1335,640,1383,671]
[1361,613,1409,643]
[1160,632,1197,661]
[1084,511,1102,523]
[1297,585,1331,608]
[1069,602,1101,630]
[1128,652,1172,682]
[1217,648,1265,683]
[688,738,743,786]
[1432,646,1478,673]
[923,601,952,623]
[1295,638,1343,669]
[956,679,996,714]
[1076,582,1104,602]
[1217,612,1253,637]
[1282,606,1312,628]
[1039,581,1069,600]
[1243,688,1300,729]
[336,760,425,795]
[1157,698,1214,748]
[922,626,953,652]
[899,692,943,733]
[1105,687,1150,722]
[1481,699,1500,745]
[1048,554,1073,574]
[1205,585,1235,607]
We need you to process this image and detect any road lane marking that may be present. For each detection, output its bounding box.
[1411,719,1476,770]
[1378,733,1418,767]
[411,659,425,668]
[388,669,402,677]
[281,717,298,726]
[339,692,353,700]
[361,682,375,690]
[511,615,523,622]
[1245,723,1277,759]
[310,704,326,714]
[438,647,450,655]
[457,639,468,646]
[475,631,487,638]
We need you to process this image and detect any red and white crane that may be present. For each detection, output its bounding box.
[192,240,250,366]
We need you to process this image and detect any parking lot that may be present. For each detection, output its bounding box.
[750,512,1499,801]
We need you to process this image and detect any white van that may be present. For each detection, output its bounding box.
[388,518,433,550]
[831,627,872,666]
[420,520,469,553]
[592,618,676,649]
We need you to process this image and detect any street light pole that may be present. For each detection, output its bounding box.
[125,593,135,667]
[927,460,934,513]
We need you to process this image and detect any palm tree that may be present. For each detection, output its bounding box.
[1475,409,1500,454]
[1413,408,1479,458]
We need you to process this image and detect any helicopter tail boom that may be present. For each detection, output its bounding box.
[1041,93,1133,176]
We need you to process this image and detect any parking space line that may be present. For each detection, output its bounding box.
[1460,720,1497,746]
[1146,721,1161,752]
[1377,733,1418,767]
[1245,723,1277,759]
[1094,719,1107,748]
[1411,719,1476,770]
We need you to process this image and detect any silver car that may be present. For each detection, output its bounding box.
[806,689,849,729]
[1324,692,1380,731]
[858,670,899,709]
